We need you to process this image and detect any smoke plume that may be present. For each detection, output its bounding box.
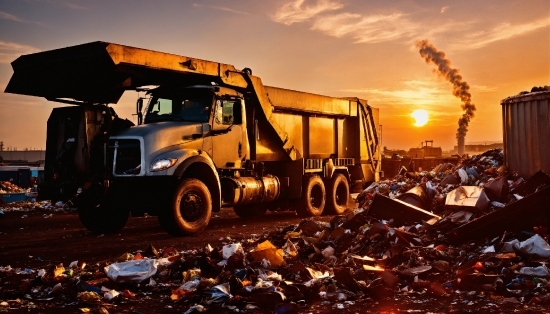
[415,39,476,140]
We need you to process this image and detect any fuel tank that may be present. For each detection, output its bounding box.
[221,175,280,206]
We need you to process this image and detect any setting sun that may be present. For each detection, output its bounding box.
[411,109,429,127]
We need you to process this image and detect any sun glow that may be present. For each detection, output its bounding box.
[411,109,429,127]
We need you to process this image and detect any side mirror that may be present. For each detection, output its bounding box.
[136,98,144,125]
[202,123,211,135]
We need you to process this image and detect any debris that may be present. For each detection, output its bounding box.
[519,264,550,277]
[445,186,489,212]
[250,240,285,267]
[3,149,550,312]
[368,193,441,225]
[483,176,509,201]
[448,184,550,243]
[221,243,244,260]
[513,234,550,259]
[104,259,158,283]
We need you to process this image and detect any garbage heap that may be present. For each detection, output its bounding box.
[1,149,550,313]
[0,181,26,194]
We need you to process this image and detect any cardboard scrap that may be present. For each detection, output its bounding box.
[250,240,285,267]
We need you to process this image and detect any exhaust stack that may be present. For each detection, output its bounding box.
[457,136,465,155]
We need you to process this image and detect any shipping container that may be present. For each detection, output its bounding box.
[501,90,550,178]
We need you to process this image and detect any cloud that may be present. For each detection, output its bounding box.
[0,41,40,64]
[0,11,27,23]
[0,10,45,26]
[455,17,550,49]
[272,0,343,25]
[272,1,548,49]
[64,2,87,10]
[312,12,420,44]
[193,3,248,15]
[472,85,498,92]
[272,1,456,44]
[341,80,460,107]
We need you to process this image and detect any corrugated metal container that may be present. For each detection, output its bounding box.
[0,192,27,203]
[501,91,550,178]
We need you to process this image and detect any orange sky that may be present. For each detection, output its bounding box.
[0,0,548,151]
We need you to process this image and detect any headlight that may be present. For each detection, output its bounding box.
[150,158,178,172]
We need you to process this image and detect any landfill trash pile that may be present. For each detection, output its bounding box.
[0,200,69,213]
[0,181,26,194]
[1,149,549,313]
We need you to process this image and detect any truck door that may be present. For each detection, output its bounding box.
[210,99,248,168]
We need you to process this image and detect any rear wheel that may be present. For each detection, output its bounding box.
[159,178,212,236]
[295,175,326,217]
[325,173,350,215]
[77,188,130,233]
[233,204,267,218]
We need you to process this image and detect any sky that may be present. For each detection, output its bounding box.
[0,0,548,152]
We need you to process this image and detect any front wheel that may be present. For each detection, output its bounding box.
[159,178,212,236]
[325,173,350,215]
[78,193,130,233]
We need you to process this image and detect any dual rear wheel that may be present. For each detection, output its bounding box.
[295,173,350,217]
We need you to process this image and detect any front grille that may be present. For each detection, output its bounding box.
[111,139,142,175]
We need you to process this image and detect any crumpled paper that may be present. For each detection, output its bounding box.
[222,243,244,259]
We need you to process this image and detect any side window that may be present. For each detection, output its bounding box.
[152,98,173,115]
[215,100,237,125]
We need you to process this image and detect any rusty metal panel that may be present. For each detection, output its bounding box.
[501,91,550,178]
[368,193,441,226]
[338,117,359,158]
[271,112,304,157]
[265,86,351,116]
[309,117,335,158]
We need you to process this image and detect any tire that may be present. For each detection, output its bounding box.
[325,173,350,215]
[78,197,130,233]
[296,175,326,217]
[159,178,212,236]
[233,204,267,218]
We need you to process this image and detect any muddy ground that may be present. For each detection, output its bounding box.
[0,208,314,270]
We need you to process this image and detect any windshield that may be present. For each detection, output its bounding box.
[144,93,212,123]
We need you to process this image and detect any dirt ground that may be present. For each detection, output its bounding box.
[1,208,548,314]
[0,208,314,270]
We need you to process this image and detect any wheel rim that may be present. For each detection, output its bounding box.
[335,181,348,206]
[310,184,324,209]
[180,190,204,222]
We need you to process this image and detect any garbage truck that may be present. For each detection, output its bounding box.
[5,42,381,235]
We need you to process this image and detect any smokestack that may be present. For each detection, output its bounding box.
[415,39,476,150]
[457,135,465,155]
